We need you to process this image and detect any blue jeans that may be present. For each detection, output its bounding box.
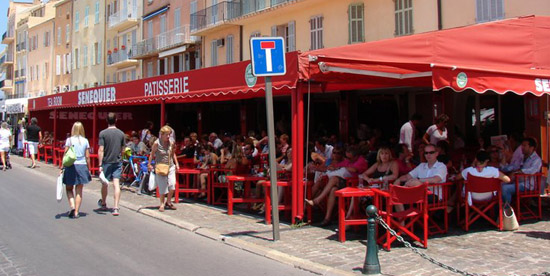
[102,162,122,181]
[502,183,524,204]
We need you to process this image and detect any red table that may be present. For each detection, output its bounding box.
[225,175,266,215]
[334,187,376,242]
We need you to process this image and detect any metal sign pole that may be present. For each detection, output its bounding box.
[265,76,280,241]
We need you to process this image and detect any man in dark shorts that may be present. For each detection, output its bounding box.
[97,112,126,216]
[26,117,42,168]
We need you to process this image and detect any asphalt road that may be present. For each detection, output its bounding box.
[0,163,314,276]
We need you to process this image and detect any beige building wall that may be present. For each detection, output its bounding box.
[27,18,55,97]
[53,0,73,94]
[71,0,105,90]
[195,0,550,68]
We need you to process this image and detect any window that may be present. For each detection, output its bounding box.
[131,69,136,80]
[272,21,295,52]
[57,27,61,45]
[211,40,217,66]
[190,1,197,30]
[84,45,89,67]
[65,25,70,43]
[147,20,153,39]
[174,8,181,28]
[29,66,33,81]
[106,74,110,84]
[147,61,153,77]
[97,41,102,65]
[75,48,79,69]
[476,0,504,23]
[44,62,48,78]
[310,15,323,50]
[75,11,80,31]
[226,35,233,64]
[95,1,100,24]
[395,0,413,36]
[56,55,61,75]
[349,3,364,43]
[36,65,39,81]
[67,53,71,73]
[44,31,50,47]
[84,6,89,28]
[211,0,218,23]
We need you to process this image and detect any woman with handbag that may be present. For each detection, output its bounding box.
[62,122,91,219]
[148,126,180,212]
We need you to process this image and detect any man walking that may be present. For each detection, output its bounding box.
[97,113,126,216]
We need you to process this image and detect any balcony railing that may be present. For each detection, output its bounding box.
[16,42,27,52]
[131,25,197,58]
[191,0,292,32]
[107,50,130,65]
[108,6,138,29]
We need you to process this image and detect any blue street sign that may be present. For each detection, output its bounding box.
[250,37,286,77]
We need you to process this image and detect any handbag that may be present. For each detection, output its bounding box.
[155,163,170,176]
[502,203,519,231]
[56,172,64,202]
[62,138,77,167]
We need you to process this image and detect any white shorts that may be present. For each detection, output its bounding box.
[27,142,39,155]
[0,145,9,153]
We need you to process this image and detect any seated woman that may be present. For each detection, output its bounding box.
[359,146,399,187]
[394,143,415,177]
[219,140,234,165]
[456,150,510,204]
[198,145,219,198]
[305,146,368,226]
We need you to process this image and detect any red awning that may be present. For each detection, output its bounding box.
[299,16,550,96]
[29,52,299,111]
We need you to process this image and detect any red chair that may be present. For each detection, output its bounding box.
[43,144,54,164]
[88,153,100,176]
[209,165,235,205]
[263,180,292,224]
[515,173,543,221]
[463,174,503,231]
[426,182,454,235]
[375,184,428,251]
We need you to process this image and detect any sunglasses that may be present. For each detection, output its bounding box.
[424,151,436,155]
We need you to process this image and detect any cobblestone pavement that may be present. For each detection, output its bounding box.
[18,156,550,276]
[0,242,37,276]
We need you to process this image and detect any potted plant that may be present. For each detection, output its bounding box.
[121,45,126,50]
[107,50,112,55]
[114,47,118,52]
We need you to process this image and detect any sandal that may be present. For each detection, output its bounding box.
[159,205,165,212]
[165,203,177,210]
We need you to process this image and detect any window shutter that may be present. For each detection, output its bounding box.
[271,25,277,36]
[288,20,295,51]
[98,40,102,64]
[348,4,352,44]
[56,55,61,75]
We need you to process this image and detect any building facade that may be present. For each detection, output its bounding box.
[105,0,142,85]
[132,0,199,78]
[191,0,550,68]
[1,1,34,99]
[53,0,73,94]
[27,2,57,98]
[71,0,105,90]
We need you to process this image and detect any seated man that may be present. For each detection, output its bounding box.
[501,137,542,204]
[305,146,368,226]
[307,137,334,183]
[127,134,148,156]
[394,144,448,201]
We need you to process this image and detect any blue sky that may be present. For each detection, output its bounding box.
[0,0,34,52]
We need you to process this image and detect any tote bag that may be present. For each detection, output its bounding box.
[503,204,519,231]
[62,138,77,167]
[56,172,64,202]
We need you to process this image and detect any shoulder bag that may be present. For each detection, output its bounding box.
[62,138,77,167]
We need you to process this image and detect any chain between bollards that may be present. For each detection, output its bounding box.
[363,205,380,274]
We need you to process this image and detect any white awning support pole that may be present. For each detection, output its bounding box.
[318,62,431,79]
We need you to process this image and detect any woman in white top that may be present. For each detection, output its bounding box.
[0,122,12,171]
[457,150,510,203]
[61,122,91,219]
[423,114,450,145]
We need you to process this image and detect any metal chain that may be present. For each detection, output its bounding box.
[375,216,486,276]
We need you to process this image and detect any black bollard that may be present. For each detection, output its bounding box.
[363,205,381,274]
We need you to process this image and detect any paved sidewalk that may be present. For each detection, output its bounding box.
[17,156,550,276]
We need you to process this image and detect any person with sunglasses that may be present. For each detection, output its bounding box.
[394,144,447,188]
